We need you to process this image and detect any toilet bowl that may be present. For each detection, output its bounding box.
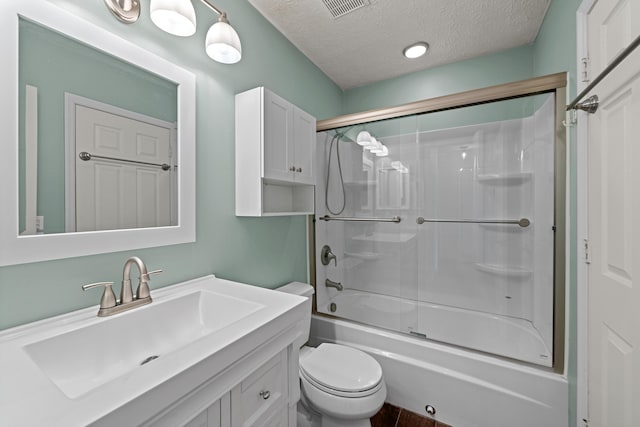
[277,282,386,427]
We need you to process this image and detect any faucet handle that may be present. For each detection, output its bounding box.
[321,245,337,266]
[141,269,163,281]
[137,269,162,300]
[82,282,117,309]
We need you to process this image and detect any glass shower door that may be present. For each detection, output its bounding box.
[315,116,420,335]
[414,94,556,366]
[314,92,557,367]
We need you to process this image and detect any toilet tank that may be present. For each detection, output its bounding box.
[276,282,314,346]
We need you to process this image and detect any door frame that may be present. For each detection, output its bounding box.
[64,93,177,232]
[575,0,595,425]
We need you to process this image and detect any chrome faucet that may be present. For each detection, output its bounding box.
[82,256,162,317]
[121,256,161,302]
[325,278,343,291]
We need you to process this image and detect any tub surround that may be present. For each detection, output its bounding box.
[0,275,309,426]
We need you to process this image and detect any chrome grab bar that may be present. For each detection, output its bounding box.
[416,217,530,228]
[319,215,401,223]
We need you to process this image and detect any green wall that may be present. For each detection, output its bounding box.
[0,0,342,330]
[343,45,534,113]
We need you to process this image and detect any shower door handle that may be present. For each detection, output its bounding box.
[416,216,530,228]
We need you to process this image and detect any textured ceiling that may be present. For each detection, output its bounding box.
[248,0,551,89]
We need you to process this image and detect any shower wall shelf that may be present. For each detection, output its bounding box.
[351,232,416,243]
[474,263,532,278]
[344,180,376,187]
[476,172,532,184]
[344,251,382,261]
[235,87,316,216]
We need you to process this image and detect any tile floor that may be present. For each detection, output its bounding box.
[371,403,452,427]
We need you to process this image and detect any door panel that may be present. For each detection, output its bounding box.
[587,0,640,425]
[75,105,172,231]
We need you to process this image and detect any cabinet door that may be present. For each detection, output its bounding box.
[260,407,288,427]
[231,350,287,427]
[183,410,208,427]
[181,399,224,427]
[263,90,293,182]
[292,106,315,185]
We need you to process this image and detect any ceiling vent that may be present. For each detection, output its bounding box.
[322,0,370,19]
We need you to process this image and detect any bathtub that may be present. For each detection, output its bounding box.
[309,314,568,427]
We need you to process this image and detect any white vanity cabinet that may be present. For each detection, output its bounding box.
[235,87,316,216]
[141,346,295,427]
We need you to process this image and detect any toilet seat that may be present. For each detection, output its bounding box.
[300,343,383,398]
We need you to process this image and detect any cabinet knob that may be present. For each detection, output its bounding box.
[289,166,296,172]
[259,390,270,400]
[296,167,302,173]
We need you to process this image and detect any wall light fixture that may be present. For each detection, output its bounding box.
[104,0,242,64]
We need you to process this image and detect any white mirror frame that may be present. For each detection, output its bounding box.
[0,0,196,266]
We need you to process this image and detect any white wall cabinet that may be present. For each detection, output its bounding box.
[236,87,316,216]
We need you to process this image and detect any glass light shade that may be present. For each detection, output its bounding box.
[375,146,389,157]
[370,142,385,154]
[150,0,197,37]
[356,131,371,146]
[364,137,378,150]
[206,20,242,64]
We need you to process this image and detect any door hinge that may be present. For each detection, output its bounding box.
[584,238,591,264]
[581,57,590,83]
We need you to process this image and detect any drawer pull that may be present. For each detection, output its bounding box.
[259,390,271,400]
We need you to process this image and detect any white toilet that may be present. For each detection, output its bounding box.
[278,282,386,427]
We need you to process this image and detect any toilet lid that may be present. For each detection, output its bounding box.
[300,343,382,393]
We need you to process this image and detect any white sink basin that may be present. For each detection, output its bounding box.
[24,289,263,398]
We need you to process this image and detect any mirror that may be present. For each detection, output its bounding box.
[0,0,196,266]
[376,160,410,210]
[19,19,179,235]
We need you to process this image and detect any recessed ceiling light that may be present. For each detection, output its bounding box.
[403,42,429,59]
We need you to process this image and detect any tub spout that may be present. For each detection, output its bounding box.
[325,278,343,291]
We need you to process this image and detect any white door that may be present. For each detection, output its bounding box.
[75,105,173,231]
[587,0,640,426]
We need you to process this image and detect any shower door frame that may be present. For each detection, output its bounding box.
[309,72,567,373]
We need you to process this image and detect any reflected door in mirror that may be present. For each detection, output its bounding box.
[74,105,174,231]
